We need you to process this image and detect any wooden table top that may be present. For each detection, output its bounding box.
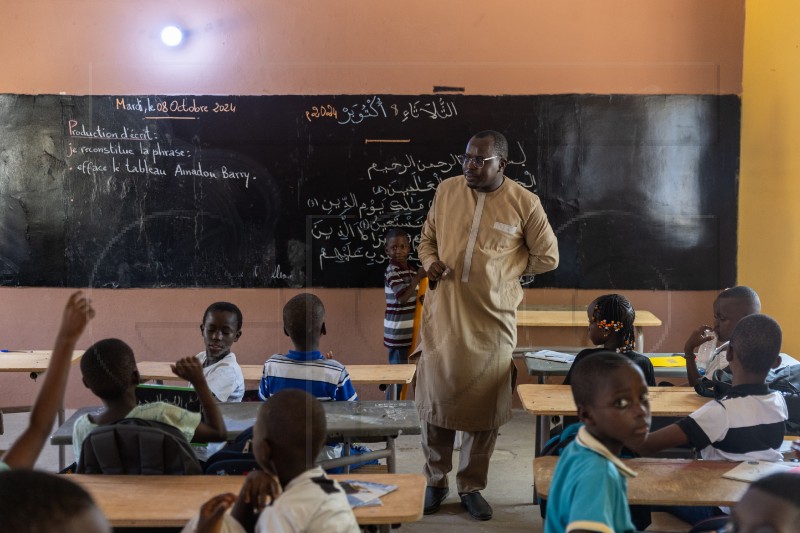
[517,384,708,417]
[517,308,662,327]
[70,472,426,527]
[0,350,84,372]
[534,457,749,506]
[137,361,416,385]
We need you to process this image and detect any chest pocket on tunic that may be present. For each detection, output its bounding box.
[481,220,520,252]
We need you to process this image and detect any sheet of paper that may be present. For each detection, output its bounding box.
[524,350,576,364]
[721,460,796,482]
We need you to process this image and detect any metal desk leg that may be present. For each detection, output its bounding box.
[342,438,351,474]
[533,414,550,504]
[387,436,396,473]
[635,326,644,353]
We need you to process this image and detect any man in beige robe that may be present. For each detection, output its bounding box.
[415,130,559,520]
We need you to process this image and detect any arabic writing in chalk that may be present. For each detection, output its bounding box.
[311,144,533,270]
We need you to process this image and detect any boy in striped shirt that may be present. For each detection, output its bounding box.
[383,228,426,399]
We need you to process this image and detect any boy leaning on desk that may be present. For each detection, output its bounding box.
[633,313,789,527]
[182,389,359,533]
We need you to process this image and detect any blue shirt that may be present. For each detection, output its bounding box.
[545,427,637,533]
[258,351,358,402]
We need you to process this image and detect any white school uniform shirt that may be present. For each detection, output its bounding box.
[181,466,360,533]
[193,351,245,462]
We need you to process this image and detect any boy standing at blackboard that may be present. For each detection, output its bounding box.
[383,228,426,400]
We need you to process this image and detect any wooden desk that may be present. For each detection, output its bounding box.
[517,306,662,352]
[70,472,425,528]
[0,350,84,469]
[52,400,421,473]
[517,384,708,456]
[137,362,416,399]
[524,352,688,384]
[534,457,748,506]
[0,350,84,374]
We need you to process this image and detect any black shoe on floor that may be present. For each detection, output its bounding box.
[423,486,449,515]
[460,491,493,521]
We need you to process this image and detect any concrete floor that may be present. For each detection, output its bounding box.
[0,409,544,531]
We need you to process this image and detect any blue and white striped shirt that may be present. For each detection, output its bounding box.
[258,351,358,402]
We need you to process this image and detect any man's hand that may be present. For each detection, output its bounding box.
[195,493,237,533]
[426,260,451,282]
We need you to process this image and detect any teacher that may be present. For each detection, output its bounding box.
[415,130,559,520]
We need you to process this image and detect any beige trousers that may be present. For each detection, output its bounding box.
[421,421,498,494]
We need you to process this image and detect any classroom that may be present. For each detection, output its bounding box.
[0,1,798,532]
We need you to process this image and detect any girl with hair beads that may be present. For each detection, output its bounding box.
[564,294,656,386]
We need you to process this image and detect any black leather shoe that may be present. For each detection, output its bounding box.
[460,492,493,521]
[423,486,449,515]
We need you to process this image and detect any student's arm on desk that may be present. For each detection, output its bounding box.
[2,292,94,469]
[171,357,227,442]
[632,424,689,456]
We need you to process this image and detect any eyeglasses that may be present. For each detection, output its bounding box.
[456,154,502,168]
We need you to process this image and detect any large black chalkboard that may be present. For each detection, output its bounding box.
[0,94,738,289]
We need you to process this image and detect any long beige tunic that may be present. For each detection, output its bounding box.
[415,176,559,431]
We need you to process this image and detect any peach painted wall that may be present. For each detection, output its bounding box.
[0,0,743,407]
[739,0,800,355]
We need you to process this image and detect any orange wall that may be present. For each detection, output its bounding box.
[0,0,742,406]
[739,0,800,355]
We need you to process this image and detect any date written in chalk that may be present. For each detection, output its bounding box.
[114,97,236,114]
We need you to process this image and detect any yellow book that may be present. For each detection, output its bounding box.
[648,356,687,368]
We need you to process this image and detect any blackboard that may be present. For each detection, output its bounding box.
[0,94,739,289]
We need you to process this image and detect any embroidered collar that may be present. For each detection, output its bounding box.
[286,350,324,362]
[575,426,637,478]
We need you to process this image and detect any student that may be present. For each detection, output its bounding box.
[727,472,800,533]
[72,339,227,463]
[0,470,110,533]
[258,293,356,403]
[196,301,245,403]
[564,294,656,387]
[684,285,762,386]
[182,389,359,533]
[0,292,93,470]
[544,351,651,533]
[634,314,788,525]
[194,302,245,462]
[258,293,362,463]
[383,228,425,399]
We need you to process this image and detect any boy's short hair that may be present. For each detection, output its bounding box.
[283,293,324,344]
[384,228,410,242]
[718,285,761,311]
[203,301,243,331]
[0,470,103,532]
[570,351,640,407]
[80,338,136,400]
[728,314,782,374]
[750,472,800,508]
[260,389,326,461]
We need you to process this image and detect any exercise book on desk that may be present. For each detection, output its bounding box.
[339,480,398,508]
[648,356,687,368]
[721,460,800,482]
[524,350,575,364]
